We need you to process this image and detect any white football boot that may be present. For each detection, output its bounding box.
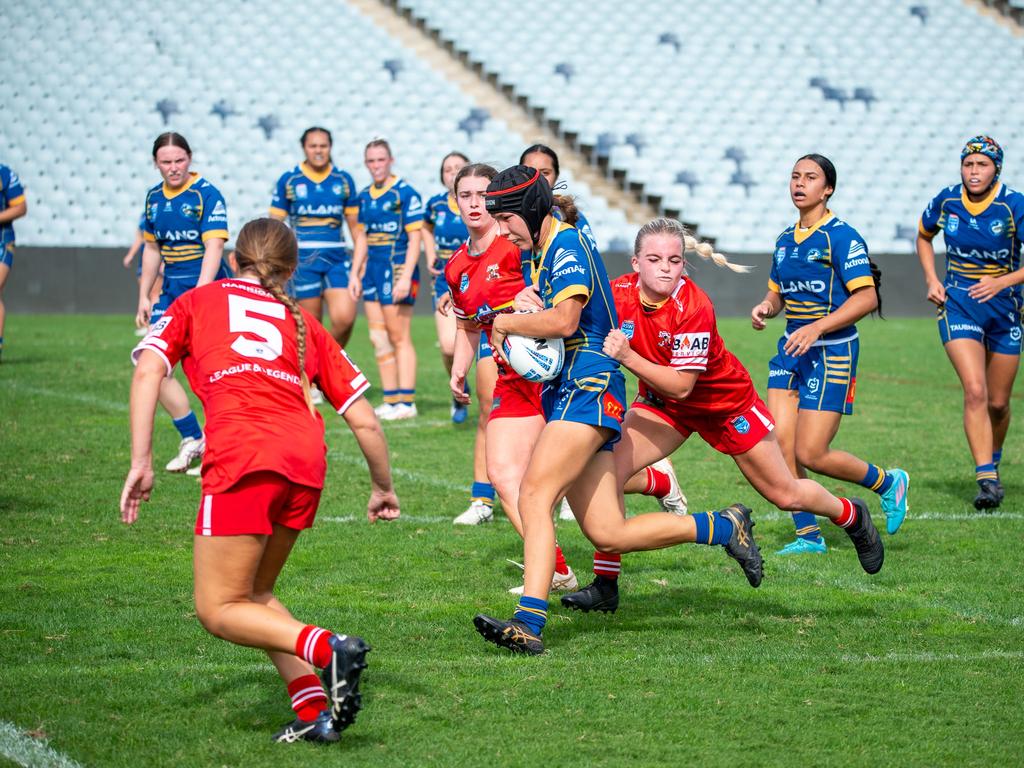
[507,561,578,594]
[558,498,575,521]
[383,403,417,421]
[166,436,204,473]
[310,386,324,406]
[652,457,687,515]
[453,500,494,525]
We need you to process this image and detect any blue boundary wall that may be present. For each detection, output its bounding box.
[5,247,937,317]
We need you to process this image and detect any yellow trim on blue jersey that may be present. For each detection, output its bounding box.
[960,182,1001,217]
[202,229,229,241]
[846,275,875,292]
[552,285,590,306]
[767,278,781,292]
[299,161,333,185]
[405,221,424,232]
[162,172,199,200]
[368,176,399,200]
[446,194,459,215]
[143,232,157,242]
[918,218,937,238]
[792,211,834,245]
[7,194,26,207]
[344,205,359,216]
[269,205,288,218]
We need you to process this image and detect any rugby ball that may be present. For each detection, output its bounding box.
[502,334,564,382]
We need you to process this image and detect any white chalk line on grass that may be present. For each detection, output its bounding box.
[327,450,470,493]
[0,721,84,768]
[5,382,127,413]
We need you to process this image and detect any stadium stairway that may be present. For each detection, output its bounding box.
[358,0,658,230]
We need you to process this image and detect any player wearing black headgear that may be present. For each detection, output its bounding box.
[485,165,553,245]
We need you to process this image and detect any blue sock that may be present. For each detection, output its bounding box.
[399,388,415,405]
[471,481,495,508]
[993,450,1002,470]
[172,411,202,441]
[791,511,822,542]
[513,596,547,635]
[692,510,734,546]
[860,463,893,495]
[976,463,998,483]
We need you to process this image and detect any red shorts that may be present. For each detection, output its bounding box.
[195,470,322,536]
[489,373,542,421]
[632,396,775,455]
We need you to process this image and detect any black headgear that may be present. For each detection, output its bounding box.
[485,165,553,244]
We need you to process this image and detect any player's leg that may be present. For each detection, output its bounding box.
[160,375,205,472]
[985,349,1019,504]
[564,406,687,613]
[0,253,11,361]
[455,351,497,524]
[794,340,908,533]
[381,302,417,419]
[363,300,399,417]
[942,337,998,506]
[434,301,464,423]
[322,249,358,347]
[485,413,545,537]
[733,431,883,574]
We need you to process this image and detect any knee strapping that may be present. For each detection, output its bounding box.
[368,322,394,361]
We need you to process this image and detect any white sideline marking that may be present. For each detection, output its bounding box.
[322,514,461,525]
[327,451,469,493]
[5,383,127,413]
[0,721,84,768]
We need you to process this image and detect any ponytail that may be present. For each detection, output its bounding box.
[552,194,579,227]
[635,217,752,273]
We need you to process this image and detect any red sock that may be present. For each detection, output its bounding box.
[287,674,328,722]
[295,625,334,669]
[593,551,621,580]
[643,466,672,498]
[554,544,569,575]
[833,498,857,529]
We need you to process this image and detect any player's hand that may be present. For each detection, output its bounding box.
[783,324,822,357]
[513,284,543,312]
[392,277,412,303]
[349,278,363,301]
[925,278,946,306]
[135,298,152,330]
[122,250,135,269]
[450,370,471,403]
[120,463,154,524]
[436,291,453,317]
[489,317,511,366]
[367,488,400,523]
[751,301,774,330]
[602,329,633,363]
[967,276,1006,304]
[427,261,443,277]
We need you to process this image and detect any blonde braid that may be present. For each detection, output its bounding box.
[634,217,752,273]
[681,234,753,273]
[254,261,316,417]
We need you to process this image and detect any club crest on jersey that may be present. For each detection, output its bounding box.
[180,203,200,221]
[296,184,308,199]
[459,273,470,293]
[658,330,673,348]
[486,264,500,281]
[620,320,634,339]
[990,219,1005,236]
[331,183,342,196]
[731,415,750,434]
[806,248,827,262]
[946,214,959,234]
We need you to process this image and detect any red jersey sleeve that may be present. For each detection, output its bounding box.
[670,296,714,372]
[445,247,471,322]
[131,294,193,376]
[307,318,370,414]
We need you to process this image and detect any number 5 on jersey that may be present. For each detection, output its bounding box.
[228,294,286,362]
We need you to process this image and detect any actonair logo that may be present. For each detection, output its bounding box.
[551,247,578,272]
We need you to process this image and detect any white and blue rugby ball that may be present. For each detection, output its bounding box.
[501,334,564,382]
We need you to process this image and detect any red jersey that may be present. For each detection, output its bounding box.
[610,272,756,415]
[445,234,525,334]
[132,278,369,493]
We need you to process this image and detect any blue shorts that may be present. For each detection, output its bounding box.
[152,262,229,325]
[541,369,626,451]
[938,283,1022,356]
[767,336,859,415]
[290,246,351,299]
[478,329,492,360]
[362,259,419,306]
[1,242,13,269]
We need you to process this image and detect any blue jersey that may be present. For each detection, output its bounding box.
[529,220,619,379]
[919,182,1024,295]
[1,165,26,247]
[142,173,228,271]
[425,192,468,259]
[270,163,358,250]
[769,213,875,345]
[355,176,424,264]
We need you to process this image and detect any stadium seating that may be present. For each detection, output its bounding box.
[396,0,1024,253]
[1,0,632,250]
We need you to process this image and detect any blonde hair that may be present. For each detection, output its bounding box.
[233,218,316,416]
[634,217,752,273]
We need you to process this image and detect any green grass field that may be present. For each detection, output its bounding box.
[1,314,1022,768]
